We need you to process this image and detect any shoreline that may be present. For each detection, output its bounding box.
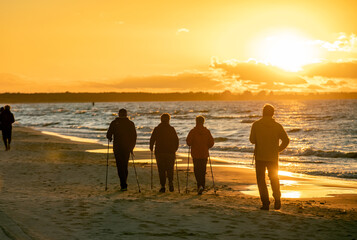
[0,126,356,239]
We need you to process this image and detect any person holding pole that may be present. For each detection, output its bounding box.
[249,104,289,210]
[150,113,179,193]
[107,108,137,191]
[186,116,214,195]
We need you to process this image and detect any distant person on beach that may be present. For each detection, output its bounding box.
[249,104,289,210]
[0,105,15,151]
[107,108,137,191]
[186,116,214,195]
[150,113,179,193]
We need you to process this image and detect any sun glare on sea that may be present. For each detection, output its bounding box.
[256,31,317,72]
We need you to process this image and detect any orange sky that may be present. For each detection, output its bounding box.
[1,0,356,93]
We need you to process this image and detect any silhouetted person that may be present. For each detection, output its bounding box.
[107,108,137,191]
[150,113,179,193]
[250,104,289,210]
[0,105,15,151]
[186,116,214,195]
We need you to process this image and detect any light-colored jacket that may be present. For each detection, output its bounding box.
[249,116,289,162]
[186,125,214,159]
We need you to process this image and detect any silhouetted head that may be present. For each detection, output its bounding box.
[263,104,274,117]
[0,107,4,112]
[161,113,171,123]
[196,115,205,126]
[118,108,127,117]
[4,105,10,111]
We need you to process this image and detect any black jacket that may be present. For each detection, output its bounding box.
[107,117,137,152]
[150,122,179,154]
[0,110,15,128]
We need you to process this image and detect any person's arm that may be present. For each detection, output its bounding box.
[207,130,214,148]
[11,113,15,124]
[149,127,157,152]
[173,128,179,152]
[249,123,256,144]
[130,122,137,151]
[186,130,193,146]
[278,125,290,152]
[106,122,113,142]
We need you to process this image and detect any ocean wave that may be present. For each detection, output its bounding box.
[42,122,60,127]
[213,146,254,153]
[304,171,357,179]
[214,137,229,142]
[287,128,319,133]
[279,159,326,164]
[211,116,236,120]
[241,119,255,123]
[296,148,357,159]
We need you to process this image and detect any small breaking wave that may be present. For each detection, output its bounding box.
[297,148,357,159]
[241,119,255,123]
[214,137,229,142]
[304,171,357,179]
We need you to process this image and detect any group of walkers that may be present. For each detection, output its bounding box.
[107,104,290,210]
[0,105,15,151]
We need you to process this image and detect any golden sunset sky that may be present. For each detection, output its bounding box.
[1,0,356,93]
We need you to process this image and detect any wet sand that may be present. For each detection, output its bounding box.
[0,126,356,239]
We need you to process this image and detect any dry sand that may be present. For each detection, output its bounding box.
[0,126,356,240]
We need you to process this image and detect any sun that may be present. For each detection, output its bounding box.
[256,31,318,72]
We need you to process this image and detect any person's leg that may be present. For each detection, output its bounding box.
[201,158,208,189]
[166,154,175,191]
[255,161,270,209]
[193,158,201,189]
[267,161,281,209]
[156,154,167,189]
[2,129,7,150]
[114,151,130,189]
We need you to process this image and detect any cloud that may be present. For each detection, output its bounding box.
[176,28,189,35]
[210,58,307,85]
[302,60,357,78]
[314,33,357,52]
[85,71,222,92]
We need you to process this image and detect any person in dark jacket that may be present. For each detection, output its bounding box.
[150,113,179,193]
[186,116,214,195]
[0,105,15,151]
[107,108,137,191]
[250,104,289,210]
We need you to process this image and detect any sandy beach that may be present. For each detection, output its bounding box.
[0,126,356,240]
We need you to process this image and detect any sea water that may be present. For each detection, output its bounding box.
[11,100,357,180]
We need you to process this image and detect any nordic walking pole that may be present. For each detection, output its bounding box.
[208,153,217,196]
[185,146,190,194]
[105,139,110,191]
[151,150,153,190]
[131,151,141,193]
[175,154,180,193]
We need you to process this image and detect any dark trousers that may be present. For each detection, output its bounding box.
[155,153,175,187]
[2,127,12,149]
[193,158,208,189]
[114,150,130,189]
[255,160,281,205]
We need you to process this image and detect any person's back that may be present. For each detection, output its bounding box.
[150,122,179,154]
[108,117,136,152]
[0,108,15,127]
[250,117,288,161]
[186,125,214,159]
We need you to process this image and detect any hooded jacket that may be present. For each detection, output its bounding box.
[150,122,179,154]
[186,125,214,159]
[249,116,289,162]
[107,117,137,152]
